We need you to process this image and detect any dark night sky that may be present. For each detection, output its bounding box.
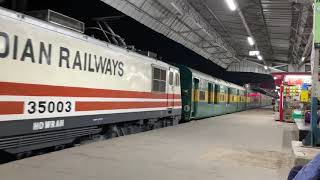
[2,0,274,88]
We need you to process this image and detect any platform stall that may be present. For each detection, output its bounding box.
[272,73,311,123]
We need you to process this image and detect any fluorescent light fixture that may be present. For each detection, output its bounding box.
[276,86,280,89]
[257,55,263,60]
[264,66,268,70]
[247,37,255,46]
[225,0,237,11]
[301,57,305,62]
[249,50,260,56]
[202,29,212,38]
[284,75,311,82]
[170,2,183,15]
[194,21,203,29]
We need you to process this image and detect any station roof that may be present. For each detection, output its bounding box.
[102,0,313,73]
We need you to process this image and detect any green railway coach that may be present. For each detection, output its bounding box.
[179,66,247,121]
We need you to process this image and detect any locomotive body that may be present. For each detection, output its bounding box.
[0,7,181,153]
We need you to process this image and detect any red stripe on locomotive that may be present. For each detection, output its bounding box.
[0,82,181,99]
[76,102,182,111]
[0,101,24,115]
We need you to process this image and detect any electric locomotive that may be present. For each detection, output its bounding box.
[0,7,182,155]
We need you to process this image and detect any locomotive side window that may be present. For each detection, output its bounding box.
[169,72,174,85]
[175,73,180,86]
[152,67,167,93]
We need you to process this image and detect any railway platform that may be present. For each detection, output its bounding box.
[0,107,296,180]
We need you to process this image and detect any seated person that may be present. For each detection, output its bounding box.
[288,153,320,180]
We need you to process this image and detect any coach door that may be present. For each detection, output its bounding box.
[167,68,175,113]
[191,78,199,117]
[236,89,239,111]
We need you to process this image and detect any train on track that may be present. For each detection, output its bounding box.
[0,7,272,157]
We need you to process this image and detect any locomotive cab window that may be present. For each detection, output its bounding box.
[152,67,166,93]
[169,72,174,85]
[175,73,180,86]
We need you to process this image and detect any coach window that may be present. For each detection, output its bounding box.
[199,81,206,101]
[175,73,180,86]
[227,88,231,104]
[208,83,213,104]
[214,84,219,104]
[152,67,167,93]
[199,91,205,101]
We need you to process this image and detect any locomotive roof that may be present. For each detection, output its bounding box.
[189,68,245,90]
[0,7,173,68]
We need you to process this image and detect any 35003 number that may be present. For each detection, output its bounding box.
[26,101,72,114]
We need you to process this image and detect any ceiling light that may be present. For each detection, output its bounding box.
[225,0,237,11]
[170,2,183,15]
[264,66,268,70]
[202,29,212,37]
[257,55,263,60]
[249,50,260,56]
[301,57,305,62]
[274,77,277,80]
[194,20,203,29]
[247,37,255,46]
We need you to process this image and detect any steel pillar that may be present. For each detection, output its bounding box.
[303,47,320,146]
[279,84,284,122]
